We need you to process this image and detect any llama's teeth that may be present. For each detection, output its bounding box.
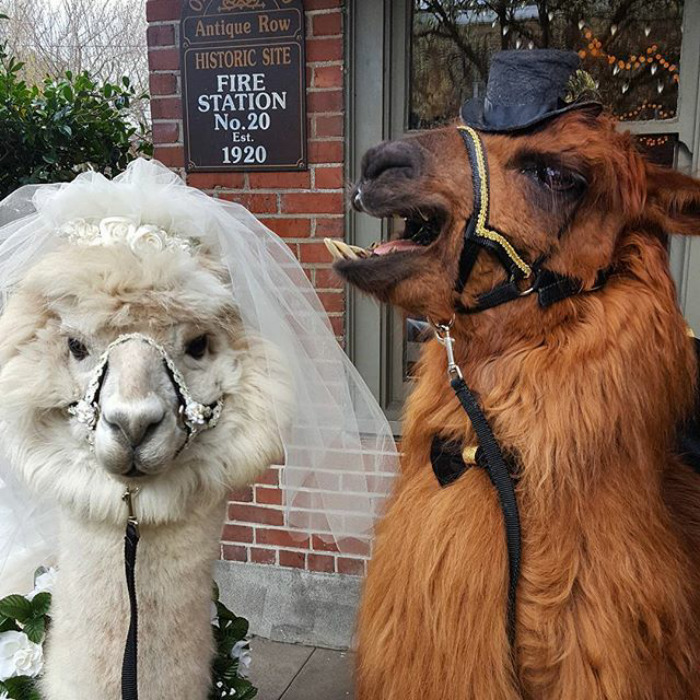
[324,238,345,261]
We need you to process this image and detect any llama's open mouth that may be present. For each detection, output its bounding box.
[325,209,446,262]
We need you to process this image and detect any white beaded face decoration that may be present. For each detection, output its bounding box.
[68,334,224,450]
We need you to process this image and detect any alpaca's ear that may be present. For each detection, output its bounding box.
[0,291,49,366]
[645,163,700,236]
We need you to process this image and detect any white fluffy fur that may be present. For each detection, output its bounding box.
[0,242,292,699]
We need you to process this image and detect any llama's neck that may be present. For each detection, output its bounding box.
[43,499,227,700]
[404,236,695,502]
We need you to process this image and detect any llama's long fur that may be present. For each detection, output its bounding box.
[0,242,292,699]
[342,114,700,699]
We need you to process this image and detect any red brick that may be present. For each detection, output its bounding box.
[259,218,312,238]
[315,218,346,238]
[186,172,245,189]
[148,48,179,71]
[330,316,344,336]
[336,538,372,557]
[149,73,177,96]
[306,38,343,62]
[256,468,280,486]
[298,241,333,264]
[221,544,247,562]
[152,122,179,143]
[147,24,174,47]
[308,553,336,573]
[315,268,343,289]
[150,97,182,119]
[229,486,254,503]
[153,146,184,167]
[338,557,365,576]
[248,171,311,189]
[312,12,342,36]
[218,192,278,214]
[307,90,343,113]
[318,291,344,313]
[146,0,181,21]
[308,140,343,164]
[315,115,343,138]
[250,547,277,565]
[257,528,310,549]
[228,504,284,526]
[281,192,343,214]
[314,65,343,89]
[221,524,254,543]
[305,0,342,8]
[315,166,344,189]
[279,550,306,569]
[256,487,284,505]
[312,535,340,552]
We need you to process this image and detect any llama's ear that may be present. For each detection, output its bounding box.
[645,163,700,236]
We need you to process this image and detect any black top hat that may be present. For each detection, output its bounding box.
[461,49,602,133]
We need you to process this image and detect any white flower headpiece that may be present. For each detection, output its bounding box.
[58,216,197,254]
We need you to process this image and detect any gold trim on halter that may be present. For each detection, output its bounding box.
[457,125,532,277]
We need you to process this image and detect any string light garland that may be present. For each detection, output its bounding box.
[572,22,680,118]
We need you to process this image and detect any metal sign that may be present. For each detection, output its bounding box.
[181,0,307,172]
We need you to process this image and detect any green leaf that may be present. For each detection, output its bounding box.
[0,595,33,623]
[231,678,257,699]
[22,615,45,643]
[3,675,39,700]
[0,616,21,633]
[31,592,51,617]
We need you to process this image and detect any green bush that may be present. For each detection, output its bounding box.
[0,18,152,199]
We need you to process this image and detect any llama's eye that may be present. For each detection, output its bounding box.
[68,338,89,361]
[528,163,584,193]
[185,334,208,360]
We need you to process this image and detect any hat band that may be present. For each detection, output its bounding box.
[482,96,563,131]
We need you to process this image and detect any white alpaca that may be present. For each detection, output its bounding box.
[0,239,292,699]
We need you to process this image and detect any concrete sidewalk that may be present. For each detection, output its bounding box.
[250,637,354,700]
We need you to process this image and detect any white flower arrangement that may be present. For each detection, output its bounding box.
[57,216,198,255]
[26,571,56,603]
[0,633,43,681]
[230,640,252,680]
[0,571,256,700]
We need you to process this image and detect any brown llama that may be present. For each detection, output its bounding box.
[326,84,700,698]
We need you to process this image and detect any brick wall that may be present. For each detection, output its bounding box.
[146,0,368,576]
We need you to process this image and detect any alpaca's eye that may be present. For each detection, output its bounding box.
[68,338,89,361]
[185,334,208,360]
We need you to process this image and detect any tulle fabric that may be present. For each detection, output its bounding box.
[0,160,398,592]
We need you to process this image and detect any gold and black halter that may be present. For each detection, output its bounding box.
[453,125,610,314]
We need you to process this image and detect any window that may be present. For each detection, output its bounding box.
[348,0,700,429]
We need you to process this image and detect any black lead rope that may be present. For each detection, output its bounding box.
[431,321,521,650]
[122,488,140,700]
[450,375,521,649]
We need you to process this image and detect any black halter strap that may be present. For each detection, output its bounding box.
[454,126,611,314]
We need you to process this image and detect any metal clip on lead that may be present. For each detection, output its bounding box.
[122,487,140,537]
[429,316,463,381]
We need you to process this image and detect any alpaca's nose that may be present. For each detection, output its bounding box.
[103,397,166,449]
